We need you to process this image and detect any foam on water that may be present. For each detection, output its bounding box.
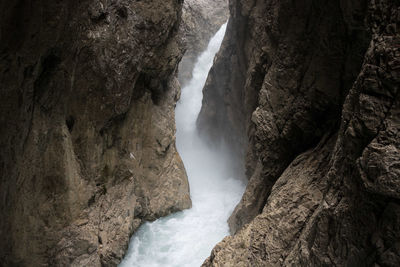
[119,23,245,267]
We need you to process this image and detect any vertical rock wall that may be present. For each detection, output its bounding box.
[200,0,400,265]
[0,0,191,266]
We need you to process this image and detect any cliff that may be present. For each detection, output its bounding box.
[0,0,191,266]
[199,0,400,265]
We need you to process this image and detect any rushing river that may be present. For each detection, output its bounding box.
[119,23,245,267]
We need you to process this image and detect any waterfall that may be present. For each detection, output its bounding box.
[119,23,245,267]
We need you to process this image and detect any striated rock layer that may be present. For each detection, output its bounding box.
[179,0,229,86]
[0,0,191,266]
[199,0,400,266]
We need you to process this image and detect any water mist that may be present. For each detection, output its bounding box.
[119,23,245,267]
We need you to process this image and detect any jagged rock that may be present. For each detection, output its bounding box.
[179,0,229,86]
[0,0,191,266]
[200,0,400,266]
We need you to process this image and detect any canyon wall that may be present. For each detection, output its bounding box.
[0,0,191,266]
[179,0,229,86]
[199,0,400,266]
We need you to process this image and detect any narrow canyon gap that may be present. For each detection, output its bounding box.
[119,24,246,267]
[1,0,399,266]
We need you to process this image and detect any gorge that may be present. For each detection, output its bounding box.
[0,0,399,266]
[120,23,245,267]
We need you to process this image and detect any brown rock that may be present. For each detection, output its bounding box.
[0,0,191,266]
[200,0,400,266]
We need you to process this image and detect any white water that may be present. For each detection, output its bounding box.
[120,23,245,267]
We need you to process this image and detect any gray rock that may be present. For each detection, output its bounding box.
[200,0,400,266]
[0,0,191,266]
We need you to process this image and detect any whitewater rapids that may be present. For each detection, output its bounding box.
[119,23,245,267]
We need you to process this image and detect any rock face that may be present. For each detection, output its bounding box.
[179,0,229,86]
[0,0,191,266]
[199,0,400,266]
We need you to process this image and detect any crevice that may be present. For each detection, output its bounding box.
[66,115,75,132]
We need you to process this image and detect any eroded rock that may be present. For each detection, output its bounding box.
[200,0,400,265]
[0,0,191,266]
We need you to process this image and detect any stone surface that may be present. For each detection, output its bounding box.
[0,0,191,266]
[179,0,229,86]
[200,0,400,266]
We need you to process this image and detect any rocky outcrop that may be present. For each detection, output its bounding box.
[0,0,191,266]
[179,0,229,86]
[200,0,400,265]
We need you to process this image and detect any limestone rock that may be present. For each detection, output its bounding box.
[200,0,400,265]
[0,0,191,266]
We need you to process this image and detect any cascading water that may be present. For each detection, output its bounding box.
[119,23,245,267]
